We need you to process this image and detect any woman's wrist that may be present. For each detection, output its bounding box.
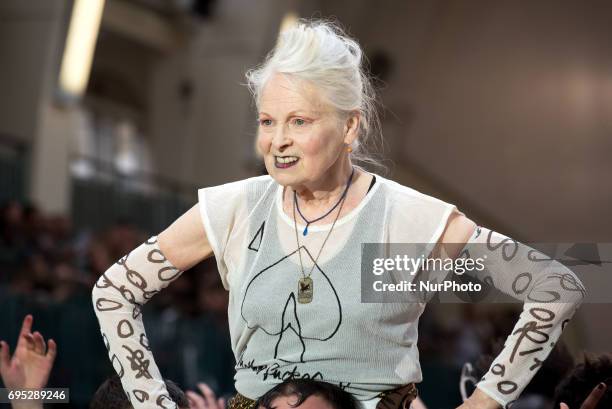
[466,387,502,409]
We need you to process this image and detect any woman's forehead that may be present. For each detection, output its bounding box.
[259,73,331,115]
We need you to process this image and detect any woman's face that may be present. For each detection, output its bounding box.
[256,73,352,188]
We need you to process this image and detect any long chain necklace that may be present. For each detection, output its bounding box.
[292,167,355,303]
[294,167,355,236]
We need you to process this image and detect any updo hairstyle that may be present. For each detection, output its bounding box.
[246,19,382,168]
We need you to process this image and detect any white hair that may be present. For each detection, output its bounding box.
[245,19,383,169]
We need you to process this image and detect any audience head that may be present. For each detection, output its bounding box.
[256,379,359,409]
[90,375,189,409]
[554,354,612,409]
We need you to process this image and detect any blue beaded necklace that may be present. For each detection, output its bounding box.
[293,167,355,236]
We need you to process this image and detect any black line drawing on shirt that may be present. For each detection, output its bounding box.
[248,221,265,252]
[240,246,342,363]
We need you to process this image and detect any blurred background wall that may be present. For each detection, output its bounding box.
[0,0,610,407]
[2,0,610,231]
[3,0,610,238]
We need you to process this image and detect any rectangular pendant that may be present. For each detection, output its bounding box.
[298,277,313,304]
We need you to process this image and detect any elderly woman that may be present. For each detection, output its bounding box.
[92,20,585,409]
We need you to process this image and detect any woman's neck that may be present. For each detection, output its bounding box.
[280,166,372,227]
[290,161,356,211]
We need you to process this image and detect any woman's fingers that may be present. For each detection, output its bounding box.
[16,315,52,357]
[18,315,33,340]
[580,383,607,409]
[32,332,46,355]
[24,334,35,351]
[560,382,609,409]
[188,384,224,409]
[187,390,207,409]
[46,339,57,362]
[0,341,10,370]
[197,382,217,404]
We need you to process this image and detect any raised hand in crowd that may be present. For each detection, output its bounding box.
[560,382,607,409]
[0,315,57,409]
[186,382,226,409]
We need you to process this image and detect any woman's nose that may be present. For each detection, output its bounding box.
[271,126,291,150]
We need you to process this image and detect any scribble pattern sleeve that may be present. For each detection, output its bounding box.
[91,236,184,408]
[459,226,586,408]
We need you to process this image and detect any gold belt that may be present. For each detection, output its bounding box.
[376,383,418,409]
[227,383,418,409]
[227,393,257,409]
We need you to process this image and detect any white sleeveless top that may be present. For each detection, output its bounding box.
[198,173,458,401]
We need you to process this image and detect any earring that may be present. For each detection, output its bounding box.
[347,146,353,153]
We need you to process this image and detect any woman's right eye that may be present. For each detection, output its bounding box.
[259,119,272,126]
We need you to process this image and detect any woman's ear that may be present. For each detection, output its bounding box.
[343,111,361,146]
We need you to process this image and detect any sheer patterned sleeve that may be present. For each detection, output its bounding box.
[459,226,586,408]
[92,236,184,408]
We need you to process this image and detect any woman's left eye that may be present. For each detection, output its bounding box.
[293,118,306,126]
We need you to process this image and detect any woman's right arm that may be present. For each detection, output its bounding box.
[158,203,214,270]
[92,204,212,408]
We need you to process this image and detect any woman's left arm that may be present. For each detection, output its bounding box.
[440,214,586,409]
